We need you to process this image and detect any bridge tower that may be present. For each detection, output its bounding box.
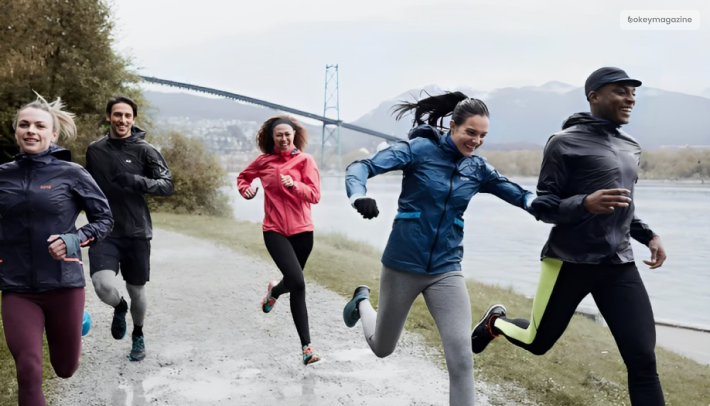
[320,64,341,172]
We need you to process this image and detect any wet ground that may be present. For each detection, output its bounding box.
[50,229,517,406]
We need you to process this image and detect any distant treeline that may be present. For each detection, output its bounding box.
[479,148,710,180]
[228,147,710,181]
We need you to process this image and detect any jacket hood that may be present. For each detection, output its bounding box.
[107,125,147,143]
[561,112,621,131]
[15,144,72,162]
[407,124,442,143]
[273,146,300,156]
[407,124,462,157]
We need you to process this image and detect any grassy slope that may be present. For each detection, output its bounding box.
[153,213,709,406]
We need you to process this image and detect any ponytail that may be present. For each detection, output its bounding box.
[392,91,489,129]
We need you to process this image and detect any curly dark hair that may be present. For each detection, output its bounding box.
[256,115,308,154]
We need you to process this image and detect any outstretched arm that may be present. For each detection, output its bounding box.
[345,141,412,203]
[479,163,535,210]
[345,141,413,219]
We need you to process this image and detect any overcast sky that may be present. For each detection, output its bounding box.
[111,0,709,120]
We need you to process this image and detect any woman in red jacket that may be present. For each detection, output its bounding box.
[237,115,321,365]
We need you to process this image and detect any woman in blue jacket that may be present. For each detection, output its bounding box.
[0,96,113,406]
[342,92,544,406]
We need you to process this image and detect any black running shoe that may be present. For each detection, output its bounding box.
[111,301,128,340]
[471,304,506,354]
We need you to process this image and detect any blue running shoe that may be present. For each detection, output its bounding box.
[343,285,370,328]
[82,309,91,337]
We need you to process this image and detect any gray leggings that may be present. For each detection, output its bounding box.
[358,265,475,406]
[91,270,147,326]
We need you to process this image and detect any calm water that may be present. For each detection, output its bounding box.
[229,175,710,327]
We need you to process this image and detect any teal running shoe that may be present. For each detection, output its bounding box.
[343,285,370,328]
[82,309,91,337]
[128,335,146,361]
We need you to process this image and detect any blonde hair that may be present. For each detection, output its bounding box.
[12,93,77,143]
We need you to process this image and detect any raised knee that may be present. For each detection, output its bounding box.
[286,278,305,293]
[373,347,394,358]
[528,343,552,356]
[92,277,112,296]
[370,341,396,358]
[53,362,79,379]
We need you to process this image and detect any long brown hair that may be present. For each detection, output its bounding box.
[256,115,308,154]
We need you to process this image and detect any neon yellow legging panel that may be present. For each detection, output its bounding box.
[493,258,563,344]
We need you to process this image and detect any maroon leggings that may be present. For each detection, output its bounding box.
[1,288,85,406]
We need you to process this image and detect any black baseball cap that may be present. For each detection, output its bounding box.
[584,67,642,100]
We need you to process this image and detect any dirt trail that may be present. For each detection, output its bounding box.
[51,228,523,406]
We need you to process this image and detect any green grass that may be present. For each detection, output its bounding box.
[153,212,710,406]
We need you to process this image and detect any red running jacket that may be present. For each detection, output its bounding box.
[237,148,320,236]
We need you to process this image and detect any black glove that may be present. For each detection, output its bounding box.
[354,197,379,220]
[528,194,562,220]
[112,172,139,190]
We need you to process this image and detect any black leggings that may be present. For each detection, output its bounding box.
[493,260,664,406]
[263,231,313,347]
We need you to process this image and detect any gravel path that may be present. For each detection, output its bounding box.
[50,228,526,406]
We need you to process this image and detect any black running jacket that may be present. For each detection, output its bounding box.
[535,113,657,264]
[86,126,173,239]
[0,146,113,292]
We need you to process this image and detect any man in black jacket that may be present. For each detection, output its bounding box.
[471,67,667,406]
[86,96,174,362]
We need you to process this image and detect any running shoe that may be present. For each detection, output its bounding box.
[261,280,279,313]
[471,304,507,354]
[82,309,91,337]
[302,344,321,365]
[343,285,370,328]
[111,299,128,340]
[128,335,146,362]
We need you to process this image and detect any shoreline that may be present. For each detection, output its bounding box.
[575,307,710,365]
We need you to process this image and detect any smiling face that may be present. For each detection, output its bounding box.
[589,83,636,125]
[107,102,135,139]
[449,114,489,157]
[272,123,295,152]
[14,107,57,154]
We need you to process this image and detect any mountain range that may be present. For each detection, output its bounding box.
[145,82,710,151]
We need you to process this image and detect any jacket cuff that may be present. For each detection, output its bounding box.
[632,229,658,246]
[349,194,366,207]
[524,193,536,210]
[559,194,588,220]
